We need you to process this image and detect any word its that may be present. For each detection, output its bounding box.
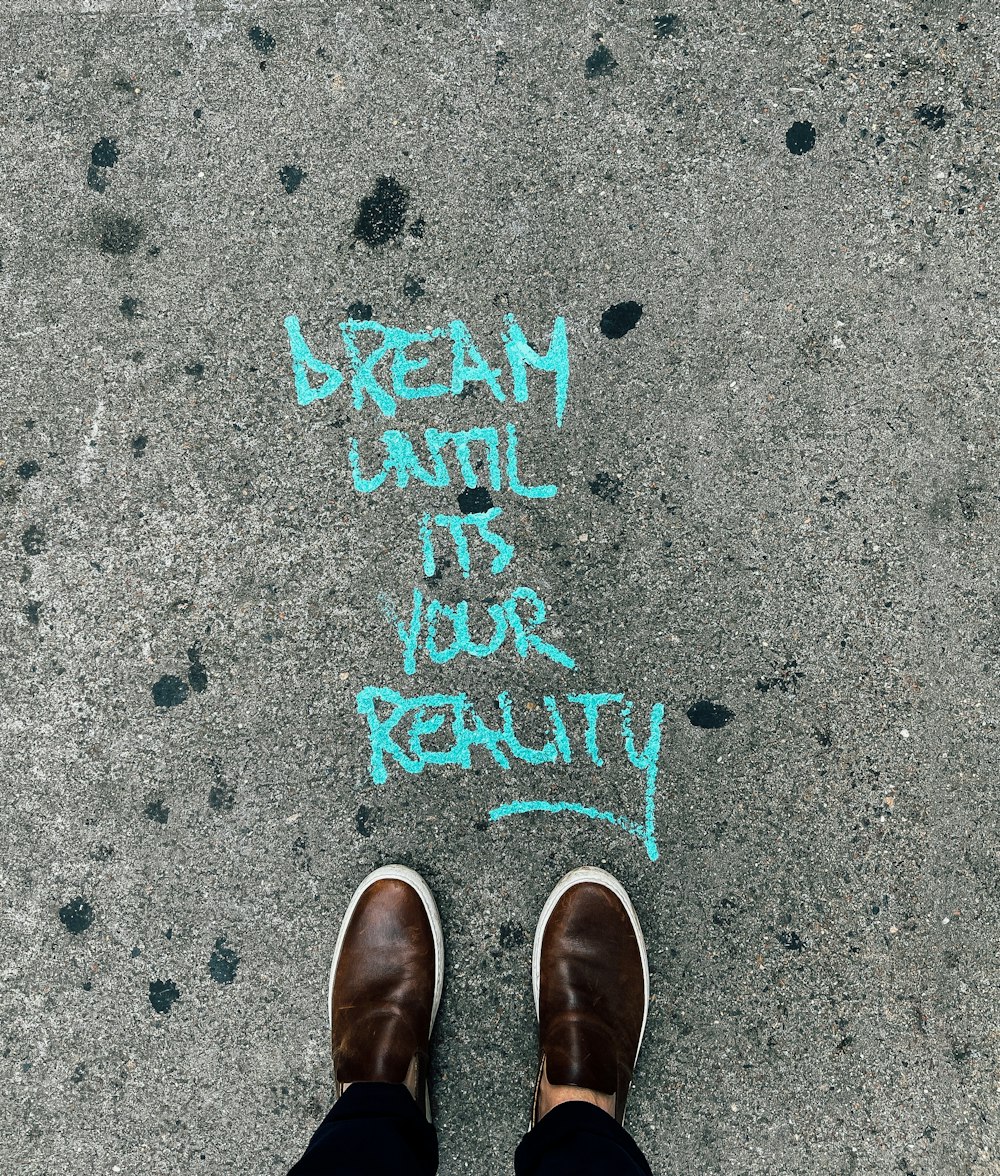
[285,315,569,425]
[389,585,575,675]
[356,686,664,861]
[349,422,555,498]
[420,508,514,578]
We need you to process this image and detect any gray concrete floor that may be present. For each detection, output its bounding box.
[3,2,999,1172]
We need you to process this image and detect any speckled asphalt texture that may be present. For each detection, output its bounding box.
[3,2,1000,1173]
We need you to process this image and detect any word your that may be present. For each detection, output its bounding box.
[349,422,556,498]
[388,584,575,675]
[285,315,569,425]
[356,686,664,863]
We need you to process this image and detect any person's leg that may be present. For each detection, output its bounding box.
[514,1100,652,1176]
[514,867,653,1176]
[286,865,445,1175]
[289,1082,437,1176]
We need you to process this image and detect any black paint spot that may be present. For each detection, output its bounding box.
[86,166,108,194]
[22,524,45,555]
[208,759,235,811]
[686,699,735,728]
[353,175,409,247]
[98,214,145,255]
[148,979,181,1014]
[355,804,374,837]
[600,301,643,338]
[91,137,119,167]
[458,487,494,514]
[183,362,204,381]
[755,657,804,693]
[187,645,209,693]
[279,164,305,194]
[17,459,40,480]
[120,295,140,320]
[131,434,147,455]
[585,42,617,78]
[59,896,94,934]
[248,25,275,54]
[654,13,680,37]
[777,930,805,952]
[786,120,817,154]
[194,107,203,120]
[915,104,948,131]
[152,674,189,708]
[712,897,740,927]
[24,600,40,626]
[208,936,239,984]
[409,216,426,238]
[588,471,623,503]
[403,274,425,300]
[208,784,233,810]
[144,797,169,824]
[346,301,373,321]
[499,922,525,950]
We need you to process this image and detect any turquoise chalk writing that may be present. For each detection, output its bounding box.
[488,800,659,865]
[420,508,515,579]
[287,303,666,862]
[284,314,569,426]
[355,686,663,861]
[348,423,556,499]
[490,698,664,864]
[390,585,575,675]
[285,315,344,407]
[502,315,569,428]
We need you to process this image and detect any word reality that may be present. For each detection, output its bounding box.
[356,686,663,864]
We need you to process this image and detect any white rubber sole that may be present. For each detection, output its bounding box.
[531,866,650,1064]
[328,864,446,1035]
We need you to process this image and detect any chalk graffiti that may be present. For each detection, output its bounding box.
[347,423,555,498]
[285,311,664,860]
[420,509,515,579]
[285,314,569,425]
[386,584,575,675]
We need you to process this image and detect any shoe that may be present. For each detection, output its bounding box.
[532,866,649,1127]
[328,865,444,1122]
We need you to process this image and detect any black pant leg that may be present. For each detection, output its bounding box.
[514,1102,653,1176]
[288,1082,438,1176]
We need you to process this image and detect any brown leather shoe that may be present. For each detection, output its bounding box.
[532,867,649,1127]
[329,865,444,1121]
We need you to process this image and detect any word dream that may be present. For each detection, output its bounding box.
[285,312,665,861]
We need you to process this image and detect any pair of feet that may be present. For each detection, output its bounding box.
[329,865,649,1126]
